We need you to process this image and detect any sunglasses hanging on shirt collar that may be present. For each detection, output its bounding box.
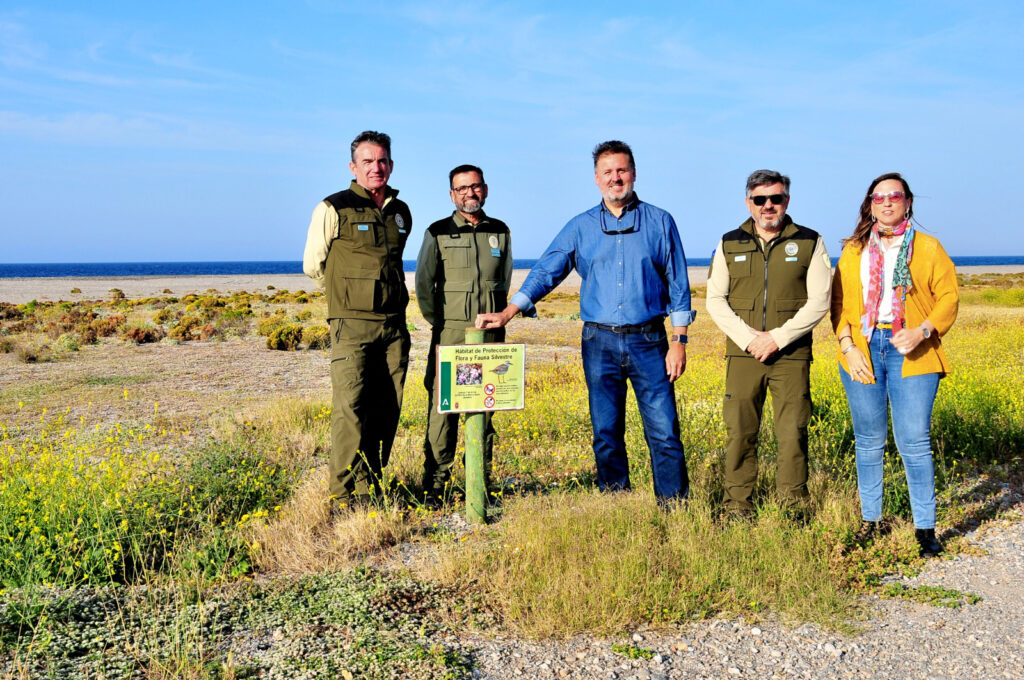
[600,205,638,234]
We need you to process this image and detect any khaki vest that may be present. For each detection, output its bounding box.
[720,217,819,359]
[324,182,411,320]
[431,216,511,330]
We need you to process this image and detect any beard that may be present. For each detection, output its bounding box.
[755,214,783,231]
[602,183,633,204]
[458,197,484,214]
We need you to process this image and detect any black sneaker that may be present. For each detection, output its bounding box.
[915,528,943,557]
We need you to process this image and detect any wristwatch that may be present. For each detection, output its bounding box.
[919,325,932,339]
[671,334,688,344]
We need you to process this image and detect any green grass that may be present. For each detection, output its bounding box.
[882,583,981,608]
[78,374,152,386]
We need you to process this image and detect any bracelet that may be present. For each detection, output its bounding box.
[842,344,857,355]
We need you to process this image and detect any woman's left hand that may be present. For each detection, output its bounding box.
[891,326,925,355]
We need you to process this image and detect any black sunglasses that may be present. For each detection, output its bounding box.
[750,194,787,207]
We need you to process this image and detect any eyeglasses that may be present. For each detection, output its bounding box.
[452,182,485,195]
[870,190,905,204]
[750,194,787,207]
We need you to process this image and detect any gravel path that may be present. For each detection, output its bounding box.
[457,509,1024,680]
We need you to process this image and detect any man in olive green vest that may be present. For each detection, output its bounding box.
[415,164,513,505]
[706,170,831,517]
[302,130,412,511]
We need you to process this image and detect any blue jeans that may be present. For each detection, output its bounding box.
[581,323,689,500]
[839,328,940,528]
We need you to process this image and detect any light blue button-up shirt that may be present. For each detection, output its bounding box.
[510,196,696,327]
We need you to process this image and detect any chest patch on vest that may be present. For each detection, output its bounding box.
[356,224,370,231]
[488,235,499,249]
[786,256,798,261]
[785,242,799,256]
[395,214,405,229]
[734,255,747,262]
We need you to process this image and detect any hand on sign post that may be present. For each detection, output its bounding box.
[475,303,520,330]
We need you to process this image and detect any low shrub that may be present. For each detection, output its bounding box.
[123,325,167,345]
[78,325,98,345]
[108,288,126,301]
[199,323,219,341]
[0,303,24,320]
[168,315,201,342]
[70,287,82,294]
[302,325,330,350]
[0,338,13,353]
[90,314,126,338]
[257,314,287,337]
[53,333,80,353]
[266,324,303,351]
[153,307,175,324]
[14,341,52,364]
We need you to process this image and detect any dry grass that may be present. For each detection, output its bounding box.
[248,467,412,574]
[424,490,864,637]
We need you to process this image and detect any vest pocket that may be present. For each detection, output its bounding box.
[336,267,381,312]
[773,297,808,323]
[727,254,752,278]
[443,279,474,321]
[727,296,755,326]
[347,219,381,248]
[440,239,472,268]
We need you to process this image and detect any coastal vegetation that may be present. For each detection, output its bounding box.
[0,275,1022,677]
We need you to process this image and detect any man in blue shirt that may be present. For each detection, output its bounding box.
[476,140,695,501]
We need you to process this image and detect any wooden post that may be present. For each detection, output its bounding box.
[464,327,487,524]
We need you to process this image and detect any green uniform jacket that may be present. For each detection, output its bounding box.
[718,216,820,360]
[414,212,513,331]
[323,181,412,321]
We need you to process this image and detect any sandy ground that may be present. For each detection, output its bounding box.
[1,265,1020,305]
[0,270,589,304]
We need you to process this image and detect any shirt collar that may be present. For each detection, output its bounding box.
[599,193,641,234]
[349,180,398,206]
[452,210,488,228]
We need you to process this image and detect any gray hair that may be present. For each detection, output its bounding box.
[745,169,790,197]
[350,130,392,161]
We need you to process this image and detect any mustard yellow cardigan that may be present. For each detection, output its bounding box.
[830,232,959,378]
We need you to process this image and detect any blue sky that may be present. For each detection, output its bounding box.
[2,1,1022,262]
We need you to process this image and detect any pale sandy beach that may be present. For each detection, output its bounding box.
[0,265,1019,305]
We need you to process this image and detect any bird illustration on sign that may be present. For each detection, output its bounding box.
[491,360,513,383]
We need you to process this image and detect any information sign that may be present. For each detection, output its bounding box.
[436,343,526,414]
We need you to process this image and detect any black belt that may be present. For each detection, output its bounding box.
[585,319,664,334]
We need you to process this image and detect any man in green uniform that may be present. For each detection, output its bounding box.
[706,170,831,517]
[415,164,514,505]
[302,131,412,511]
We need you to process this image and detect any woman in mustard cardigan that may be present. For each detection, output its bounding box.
[831,172,959,557]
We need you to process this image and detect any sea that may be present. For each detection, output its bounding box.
[1,256,1023,278]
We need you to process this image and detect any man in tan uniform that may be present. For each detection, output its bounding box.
[302,131,412,511]
[706,169,831,517]
[415,164,513,505]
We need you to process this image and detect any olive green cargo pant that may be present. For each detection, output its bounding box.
[723,356,811,512]
[422,326,504,495]
[329,317,410,503]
